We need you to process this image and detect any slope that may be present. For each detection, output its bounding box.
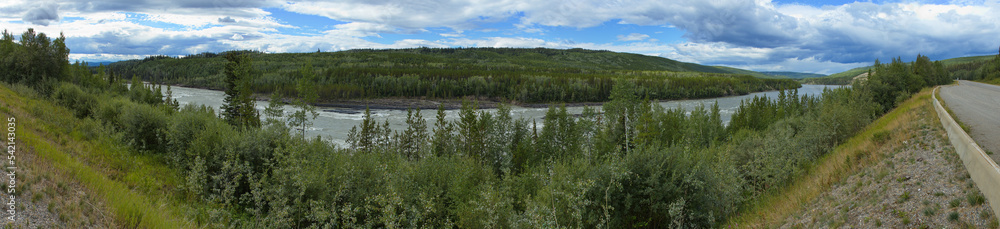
[805,55,996,85]
[107,48,800,104]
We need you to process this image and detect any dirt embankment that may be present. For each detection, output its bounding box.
[781,100,997,228]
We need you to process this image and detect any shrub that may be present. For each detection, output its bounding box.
[51,82,98,118]
[94,96,130,127]
[118,103,169,152]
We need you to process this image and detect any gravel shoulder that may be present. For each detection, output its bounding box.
[781,99,997,228]
[939,80,1000,163]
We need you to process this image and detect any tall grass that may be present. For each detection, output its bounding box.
[0,84,191,228]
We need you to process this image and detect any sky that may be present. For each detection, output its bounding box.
[1,0,998,74]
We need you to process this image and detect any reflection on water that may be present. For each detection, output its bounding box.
[164,84,846,146]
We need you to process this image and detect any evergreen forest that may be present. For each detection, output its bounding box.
[106,48,800,103]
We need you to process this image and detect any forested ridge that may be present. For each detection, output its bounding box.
[4,28,996,228]
[106,48,799,103]
[803,53,997,85]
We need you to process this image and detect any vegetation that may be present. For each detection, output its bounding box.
[0,28,960,227]
[761,71,827,79]
[806,52,998,85]
[221,52,261,129]
[106,47,800,103]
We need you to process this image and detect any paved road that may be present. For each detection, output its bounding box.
[939,80,1000,163]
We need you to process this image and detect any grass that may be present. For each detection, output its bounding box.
[898,190,912,203]
[951,198,964,208]
[967,193,986,206]
[725,88,936,228]
[0,84,195,228]
[980,77,1000,86]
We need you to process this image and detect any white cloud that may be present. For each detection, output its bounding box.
[617,33,649,41]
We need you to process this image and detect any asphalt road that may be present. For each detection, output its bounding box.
[939,80,1000,163]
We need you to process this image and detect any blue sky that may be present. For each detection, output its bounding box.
[1,0,998,74]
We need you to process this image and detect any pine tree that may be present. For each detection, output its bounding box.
[221,52,261,129]
[288,61,319,137]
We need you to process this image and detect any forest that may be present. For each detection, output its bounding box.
[2,28,992,228]
[105,48,799,103]
[803,54,996,85]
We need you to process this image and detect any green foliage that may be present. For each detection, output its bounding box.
[859,56,949,113]
[606,145,741,228]
[0,28,69,94]
[118,102,169,152]
[51,82,97,118]
[108,48,800,103]
[287,61,320,137]
[980,48,1000,81]
[263,91,285,126]
[760,71,827,79]
[395,108,428,160]
[221,52,261,129]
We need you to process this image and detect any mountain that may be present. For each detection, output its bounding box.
[760,71,826,79]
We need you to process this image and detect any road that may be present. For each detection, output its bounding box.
[939,80,1000,163]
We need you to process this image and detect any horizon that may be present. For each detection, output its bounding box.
[2,0,999,74]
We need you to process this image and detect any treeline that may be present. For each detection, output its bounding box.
[807,52,996,85]
[106,48,799,103]
[0,29,70,94]
[1,28,958,228]
[948,49,1000,81]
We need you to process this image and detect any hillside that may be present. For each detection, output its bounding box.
[760,71,826,79]
[804,55,996,85]
[711,66,780,78]
[107,48,799,103]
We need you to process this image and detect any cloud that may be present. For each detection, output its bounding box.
[218,16,236,23]
[329,21,418,37]
[617,33,649,41]
[282,0,517,31]
[22,4,59,26]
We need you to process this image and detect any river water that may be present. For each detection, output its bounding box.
[164,84,845,146]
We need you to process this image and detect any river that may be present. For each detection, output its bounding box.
[164,84,845,146]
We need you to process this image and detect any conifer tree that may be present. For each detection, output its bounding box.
[221,52,260,129]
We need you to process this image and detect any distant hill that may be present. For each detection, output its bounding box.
[804,55,996,85]
[108,48,777,81]
[85,61,114,67]
[710,66,779,79]
[760,71,826,79]
[107,47,799,103]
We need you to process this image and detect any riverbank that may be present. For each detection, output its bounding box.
[159,83,801,110]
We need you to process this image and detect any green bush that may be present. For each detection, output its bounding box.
[94,96,130,127]
[51,82,97,118]
[118,103,169,152]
